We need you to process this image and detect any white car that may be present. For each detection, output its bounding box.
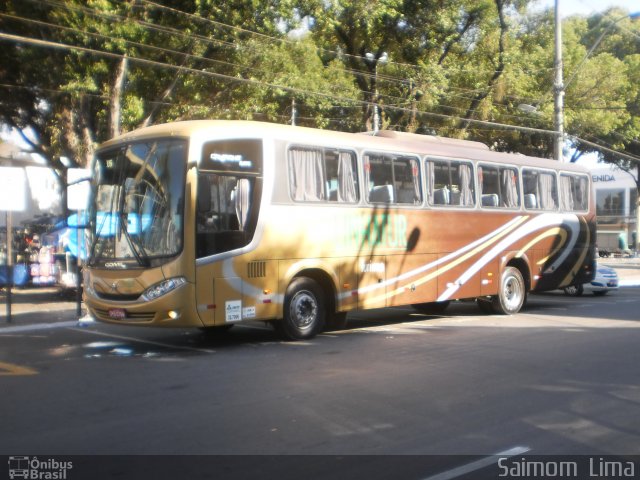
[564,264,619,296]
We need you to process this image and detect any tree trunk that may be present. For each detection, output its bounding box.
[110,55,128,138]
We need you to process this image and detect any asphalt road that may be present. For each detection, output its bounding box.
[1,287,640,478]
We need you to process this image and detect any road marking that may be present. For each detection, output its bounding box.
[422,446,530,480]
[0,361,38,376]
[70,328,217,354]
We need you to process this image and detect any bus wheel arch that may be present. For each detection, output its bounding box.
[276,269,335,340]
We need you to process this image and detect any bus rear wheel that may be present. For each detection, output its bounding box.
[277,277,326,340]
[492,266,526,315]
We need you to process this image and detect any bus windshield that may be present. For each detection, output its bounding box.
[88,139,187,266]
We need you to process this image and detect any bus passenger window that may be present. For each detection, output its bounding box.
[365,153,421,205]
[523,168,557,210]
[325,150,359,203]
[288,147,359,203]
[478,164,520,209]
[559,173,589,211]
[427,158,474,207]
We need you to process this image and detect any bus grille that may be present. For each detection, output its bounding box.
[92,308,155,323]
[96,292,141,301]
[248,261,266,278]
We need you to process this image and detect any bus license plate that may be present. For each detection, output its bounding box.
[108,308,127,319]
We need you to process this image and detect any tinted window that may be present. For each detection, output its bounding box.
[427,158,475,207]
[364,153,421,205]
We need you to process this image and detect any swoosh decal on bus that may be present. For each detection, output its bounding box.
[361,215,531,304]
[343,215,530,302]
[436,213,580,301]
[559,216,591,288]
[222,212,584,310]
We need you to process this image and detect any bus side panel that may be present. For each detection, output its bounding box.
[437,252,481,300]
[386,253,438,307]
[356,255,387,309]
[240,259,279,321]
[480,256,501,296]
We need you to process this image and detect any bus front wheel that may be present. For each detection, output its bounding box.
[492,266,526,315]
[277,277,326,340]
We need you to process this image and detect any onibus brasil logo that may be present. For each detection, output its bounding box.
[8,456,73,479]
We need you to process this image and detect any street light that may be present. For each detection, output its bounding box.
[365,51,388,133]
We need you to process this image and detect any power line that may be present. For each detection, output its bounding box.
[0,31,564,139]
[1,10,549,126]
[16,0,558,122]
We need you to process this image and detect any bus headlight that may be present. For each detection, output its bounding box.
[142,277,187,301]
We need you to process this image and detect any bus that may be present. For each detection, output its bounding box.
[83,120,596,340]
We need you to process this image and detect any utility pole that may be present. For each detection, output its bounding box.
[553,0,564,161]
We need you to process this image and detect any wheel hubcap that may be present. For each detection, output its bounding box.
[290,290,318,329]
[503,274,522,310]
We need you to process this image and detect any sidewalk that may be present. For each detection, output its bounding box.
[0,287,85,330]
[1,260,639,330]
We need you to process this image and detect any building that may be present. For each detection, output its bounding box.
[591,165,638,253]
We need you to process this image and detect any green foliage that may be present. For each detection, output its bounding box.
[0,0,638,184]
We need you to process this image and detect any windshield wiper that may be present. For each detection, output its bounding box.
[118,211,150,267]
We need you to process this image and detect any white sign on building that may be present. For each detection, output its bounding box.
[0,167,27,212]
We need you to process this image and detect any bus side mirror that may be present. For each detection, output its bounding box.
[197,176,211,213]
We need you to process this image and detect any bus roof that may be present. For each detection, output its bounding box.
[98,120,588,173]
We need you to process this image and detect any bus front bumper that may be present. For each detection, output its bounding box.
[84,281,204,328]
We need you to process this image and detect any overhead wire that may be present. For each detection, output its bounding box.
[0,31,562,138]
[3,3,638,162]
[1,9,549,125]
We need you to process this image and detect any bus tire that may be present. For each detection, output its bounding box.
[492,266,526,315]
[413,301,450,314]
[563,284,584,296]
[278,277,326,340]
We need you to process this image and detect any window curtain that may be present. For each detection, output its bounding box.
[559,175,573,211]
[427,161,435,204]
[337,152,357,203]
[538,173,556,210]
[575,177,587,210]
[502,169,519,208]
[235,178,250,230]
[411,159,421,203]
[459,163,473,206]
[290,149,325,201]
[363,155,372,199]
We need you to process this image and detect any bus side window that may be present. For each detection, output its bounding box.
[325,150,359,203]
[365,154,394,204]
[478,164,519,209]
[559,173,589,212]
[523,168,557,210]
[427,158,475,207]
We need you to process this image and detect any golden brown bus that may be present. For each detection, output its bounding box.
[83,120,596,339]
